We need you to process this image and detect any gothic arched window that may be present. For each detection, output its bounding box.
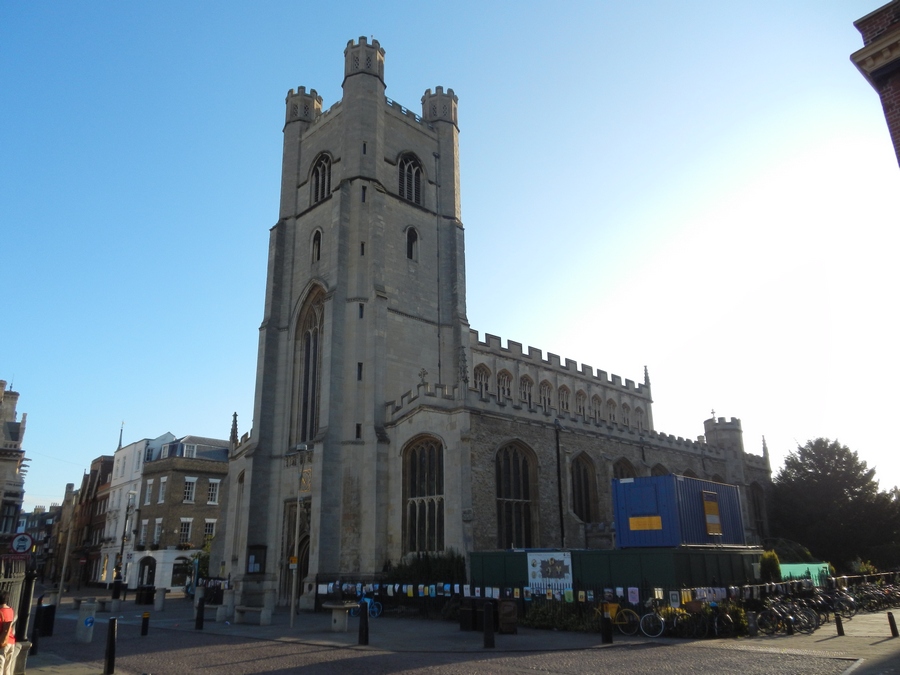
[496,443,537,548]
[519,376,533,407]
[312,230,321,263]
[571,453,597,523]
[292,287,325,445]
[398,154,423,204]
[682,469,698,479]
[311,154,331,204]
[403,436,444,554]
[635,407,645,431]
[575,391,587,417]
[558,386,570,413]
[622,404,631,427]
[651,464,669,477]
[497,371,512,400]
[613,458,636,479]
[539,381,553,411]
[607,400,617,424]
[474,365,490,397]
[592,395,602,422]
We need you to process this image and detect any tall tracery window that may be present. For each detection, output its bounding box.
[651,464,669,477]
[496,443,537,548]
[497,371,512,400]
[539,381,552,411]
[571,453,597,523]
[519,377,533,407]
[311,154,331,204]
[613,458,636,479]
[607,400,617,423]
[404,436,444,553]
[622,404,631,427]
[398,154,423,204]
[474,365,490,397]
[293,287,325,445]
[558,386,570,413]
[575,391,586,417]
[635,407,645,431]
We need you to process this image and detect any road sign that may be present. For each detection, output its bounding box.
[9,533,32,553]
[85,617,94,627]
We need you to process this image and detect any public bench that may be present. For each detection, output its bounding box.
[71,597,96,610]
[234,605,272,626]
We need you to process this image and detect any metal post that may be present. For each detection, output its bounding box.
[483,600,495,648]
[889,612,899,638]
[104,617,117,675]
[16,569,36,642]
[195,596,205,630]
[141,612,149,636]
[29,605,41,656]
[600,602,613,644]
[57,521,74,607]
[835,614,844,636]
[358,600,369,645]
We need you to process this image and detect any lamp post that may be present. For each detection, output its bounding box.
[286,443,311,628]
[112,490,137,600]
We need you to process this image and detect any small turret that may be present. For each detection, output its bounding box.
[285,86,323,125]
[343,36,385,84]
[422,86,458,127]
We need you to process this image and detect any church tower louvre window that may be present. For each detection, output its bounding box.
[311,154,331,204]
[398,154,423,204]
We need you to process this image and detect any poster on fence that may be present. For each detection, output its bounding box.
[526,551,573,594]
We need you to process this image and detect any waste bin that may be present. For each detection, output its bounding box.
[498,599,518,634]
[474,600,499,632]
[459,598,475,631]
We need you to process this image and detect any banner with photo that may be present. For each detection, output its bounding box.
[526,551,573,592]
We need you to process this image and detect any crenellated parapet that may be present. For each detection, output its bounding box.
[285,86,323,124]
[385,381,462,421]
[343,36,385,82]
[385,97,435,130]
[469,330,650,396]
[422,86,458,127]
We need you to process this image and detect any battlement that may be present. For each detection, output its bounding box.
[422,86,459,126]
[469,330,648,395]
[703,416,742,435]
[344,36,385,82]
[285,86,323,124]
[385,381,462,418]
[385,97,434,130]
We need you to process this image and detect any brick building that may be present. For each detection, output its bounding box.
[852,0,900,164]
[134,435,228,590]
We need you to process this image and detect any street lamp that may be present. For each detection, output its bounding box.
[112,490,137,600]
[286,443,312,628]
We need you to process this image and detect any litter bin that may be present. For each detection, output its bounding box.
[498,599,518,634]
[459,598,474,631]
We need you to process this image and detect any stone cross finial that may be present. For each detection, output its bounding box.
[419,368,428,384]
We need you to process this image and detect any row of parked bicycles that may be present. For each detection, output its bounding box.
[600,581,900,639]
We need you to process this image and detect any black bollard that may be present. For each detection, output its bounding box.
[195,597,205,630]
[889,612,899,638]
[358,601,369,646]
[600,603,613,644]
[835,613,845,636]
[29,617,40,656]
[483,601,495,648]
[103,617,117,675]
[141,612,150,637]
[786,616,795,635]
[16,569,36,643]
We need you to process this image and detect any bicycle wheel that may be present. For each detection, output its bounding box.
[713,613,734,638]
[756,609,779,635]
[640,612,665,638]
[616,608,640,636]
[349,605,361,618]
[370,601,383,618]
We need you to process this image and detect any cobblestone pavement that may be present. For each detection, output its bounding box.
[22,591,900,674]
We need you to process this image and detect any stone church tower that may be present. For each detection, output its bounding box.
[222,37,771,611]
[222,38,470,607]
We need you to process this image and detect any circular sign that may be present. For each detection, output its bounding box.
[9,533,33,553]
[85,617,94,627]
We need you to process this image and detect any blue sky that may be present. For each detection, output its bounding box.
[3,2,897,511]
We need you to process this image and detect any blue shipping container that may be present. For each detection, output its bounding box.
[612,475,746,548]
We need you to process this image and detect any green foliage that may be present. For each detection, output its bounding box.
[769,438,900,572]
[191,538,212,579]
[383,550,467,584]
[759,550,781,583]
[851,558,878,575]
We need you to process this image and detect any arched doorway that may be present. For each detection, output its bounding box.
[171,556,192,588]
[138,557,156,586]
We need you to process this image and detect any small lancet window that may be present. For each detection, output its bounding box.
[312,231,321,263]
[406,228,418,260]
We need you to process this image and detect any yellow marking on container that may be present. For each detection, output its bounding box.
[629,516,663,530]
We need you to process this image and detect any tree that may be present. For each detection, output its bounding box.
[769,438,900,572]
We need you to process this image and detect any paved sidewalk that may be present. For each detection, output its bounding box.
[20,591,900,674]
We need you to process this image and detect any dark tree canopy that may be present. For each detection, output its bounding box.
[769,438,900,572]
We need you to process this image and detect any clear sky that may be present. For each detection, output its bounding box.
[3,2,897,512]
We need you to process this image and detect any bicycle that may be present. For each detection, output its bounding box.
[349,591,383,618]
[594,602,640,636]
[639,598,667,638]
